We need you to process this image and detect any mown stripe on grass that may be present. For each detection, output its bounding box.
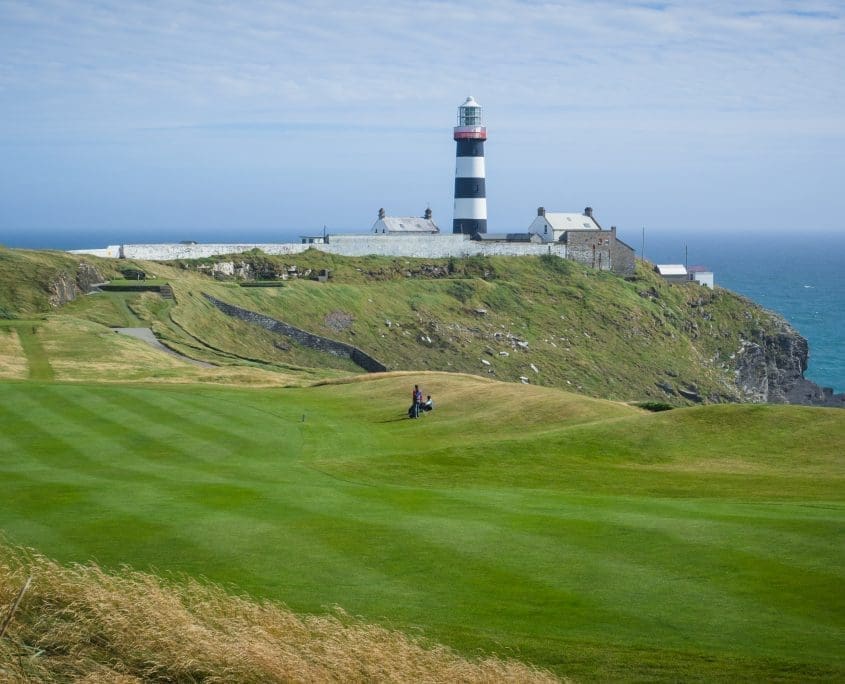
[1,380,842,682]
[271,481,845,663]
[13,324,54,380]
[0,392,157,485]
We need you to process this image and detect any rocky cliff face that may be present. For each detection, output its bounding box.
[734,315,844,408]
[48,262,105,308]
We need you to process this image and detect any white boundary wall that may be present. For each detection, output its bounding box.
[69,234,569,261]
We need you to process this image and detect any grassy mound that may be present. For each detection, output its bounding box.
[0,543,555,683]
[1,374,842,680]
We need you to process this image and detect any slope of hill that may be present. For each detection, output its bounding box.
[0,374,842,681]
[0,247,117,317]
[144,251,841,404]
[3,245,838,405]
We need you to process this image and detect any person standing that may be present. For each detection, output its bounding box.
[411,384,421,418]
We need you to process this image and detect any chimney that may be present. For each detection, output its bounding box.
[424,207,432,220]
[538,206,546,216]
[378,207,385,219]
[584,206,593,218]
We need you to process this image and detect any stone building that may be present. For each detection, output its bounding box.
[528,206,601,241]
[372,207,439,235]
[526,206,635,276]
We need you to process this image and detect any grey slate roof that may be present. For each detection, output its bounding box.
[372,217,439,234]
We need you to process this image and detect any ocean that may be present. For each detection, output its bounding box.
[3,227,843,393]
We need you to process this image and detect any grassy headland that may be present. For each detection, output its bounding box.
[0,245,799,403]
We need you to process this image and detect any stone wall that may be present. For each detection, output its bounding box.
[323,234,470,258]
[205,295,388,373]
[70,234,568,261]
[321,234,567,259]
[116,243,311,261]
[68,246,123,258]
[565,231,613,271]
[611,236,636,276]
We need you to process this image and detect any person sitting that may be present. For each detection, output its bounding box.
[421,395,434,412]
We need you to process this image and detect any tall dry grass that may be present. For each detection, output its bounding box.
[0,544,560,683]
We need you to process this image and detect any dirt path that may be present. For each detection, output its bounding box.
[113,328,215,368]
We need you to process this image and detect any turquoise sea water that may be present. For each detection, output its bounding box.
[4,228,844,393]
[643,229,844,393]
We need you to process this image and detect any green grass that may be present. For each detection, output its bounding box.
[142,252,787,404]
[0,246,117,317]
[107,278,169,286]
[0,374,842,681]
[60,291,145,327]
[1,323,54,380]
[0,246,810,404]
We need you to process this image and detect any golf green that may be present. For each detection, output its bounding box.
[0,377,842,681]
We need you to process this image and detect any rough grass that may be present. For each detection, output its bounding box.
[8,324,54,380]
[0,543,557,683]
[35,316,328,386]
[0,327,27,379]
[60,292,145,328]
[1,247,808,402]
[146,252,786,403]
[0,247,117,317]
[0,374,842,681]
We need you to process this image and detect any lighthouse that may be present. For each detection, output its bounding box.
[453,96,487,234]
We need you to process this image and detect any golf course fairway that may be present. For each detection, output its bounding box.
[1,373,843,681]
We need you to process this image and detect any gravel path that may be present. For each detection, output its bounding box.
[113,328,215,368]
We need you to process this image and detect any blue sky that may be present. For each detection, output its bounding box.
[1,0,843,246]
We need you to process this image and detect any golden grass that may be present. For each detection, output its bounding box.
[0,328,27,379]
[36,317,317,387]
[0,544,559,683]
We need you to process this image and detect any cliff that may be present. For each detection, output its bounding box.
[734,311,845,407]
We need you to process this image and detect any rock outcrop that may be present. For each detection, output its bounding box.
[734,315,845,408]
[47,262,105,308]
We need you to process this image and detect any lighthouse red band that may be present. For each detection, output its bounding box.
[453,97,487,234]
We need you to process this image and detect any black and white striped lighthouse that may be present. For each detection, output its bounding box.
[453,96,487,234]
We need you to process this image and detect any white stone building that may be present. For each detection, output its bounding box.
[371,208,439,235]
[527,207,601,243]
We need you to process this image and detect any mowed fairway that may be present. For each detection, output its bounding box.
[1,374,843,681]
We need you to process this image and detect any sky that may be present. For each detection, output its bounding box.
[1,0,844,247]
